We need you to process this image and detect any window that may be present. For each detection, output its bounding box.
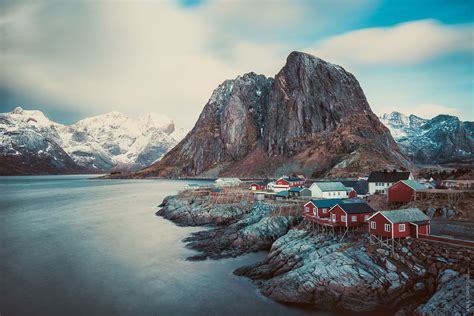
[351,215,357,222]
[337,192,340,196]
[332,214,336,222]
[305,206,309,213]
[341,215,346,222]
[370,221,376,229]
[322,208,327,213]
[399,224,406,232]
[384,224,391,232]
[364,215,369,221]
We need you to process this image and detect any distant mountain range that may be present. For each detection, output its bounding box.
[380,111,474,165]
[133,51,413,179]
[0,107,186,175]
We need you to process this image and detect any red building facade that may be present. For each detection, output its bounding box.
[387,180,427,204]
[368,208,430,239]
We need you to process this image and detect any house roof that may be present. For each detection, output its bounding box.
[288,187,309,192]
[211,188,223,192]
[340,180,369,195]
[400,180,427,191]
[367,171,411,183]
[377,208,430,224]
[311,181,347,192]
[308,198,344,208]
[276,190,289,197]
[337,202,375,214]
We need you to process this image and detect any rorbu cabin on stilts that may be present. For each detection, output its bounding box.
[303,199,375,240]
[368,207,430,254]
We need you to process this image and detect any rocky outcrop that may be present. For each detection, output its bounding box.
[136,52,412,178]
[156,192,473,314]
[158,195,299,259]
[416,269,472,315]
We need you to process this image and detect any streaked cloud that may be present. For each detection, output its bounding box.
[379,103,463,119]
[0,0,472,126]
[309,19,473,66]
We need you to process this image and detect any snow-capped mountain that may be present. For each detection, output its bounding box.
[380,111,474,164]
[0,107,186,175]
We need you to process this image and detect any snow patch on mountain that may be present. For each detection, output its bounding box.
[0,107,187,172]
[380,111,474,164]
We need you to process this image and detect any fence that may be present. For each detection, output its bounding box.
[419,234,474,248]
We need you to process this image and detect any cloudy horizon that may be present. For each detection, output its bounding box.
[1,0,473,128]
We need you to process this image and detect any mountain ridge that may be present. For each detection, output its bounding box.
[133,51,413,178]
[0,107,186,175]
[380,111,474,165]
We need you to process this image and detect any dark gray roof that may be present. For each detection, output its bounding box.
[379,208,430,224]
[368,171,411,183]
[338,202,375,214]
[340,180,369,195]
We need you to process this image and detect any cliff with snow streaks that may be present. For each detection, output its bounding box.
[380,111,474,165]
[137,51,412,178]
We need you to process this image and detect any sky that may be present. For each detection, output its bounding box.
[0,0,473,128]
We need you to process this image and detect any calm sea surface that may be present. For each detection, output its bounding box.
[0,175,319,316]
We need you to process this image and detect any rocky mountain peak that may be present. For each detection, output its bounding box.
[136,51,411,178]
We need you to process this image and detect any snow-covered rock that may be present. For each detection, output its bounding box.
[0,107,187,174]
[380,111,474,164]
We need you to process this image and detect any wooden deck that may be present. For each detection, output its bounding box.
[303,215,346,227]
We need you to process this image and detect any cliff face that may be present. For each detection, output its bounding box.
[137,51,411,178]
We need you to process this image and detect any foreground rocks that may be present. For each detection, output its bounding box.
[157,193,473,315]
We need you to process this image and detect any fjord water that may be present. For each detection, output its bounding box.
[0,176,316,316]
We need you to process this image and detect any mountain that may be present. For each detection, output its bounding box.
[0,107,186,175]
[134,51,412,179]
[0,108,84,175]
[380,111,474,164]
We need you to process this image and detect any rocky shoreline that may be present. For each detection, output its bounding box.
[157,193,473,315]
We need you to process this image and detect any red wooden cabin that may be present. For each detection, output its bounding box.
[368,208,430,239]
[249,183,266,191]
[329,202,375,227]
[347,189,357,198]
[303,199,344,218]
[387,180,427,204]
[274,177,305,191]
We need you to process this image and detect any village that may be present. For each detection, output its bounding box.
[183,170,474,252]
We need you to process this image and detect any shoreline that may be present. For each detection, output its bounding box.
[157,192,472,315]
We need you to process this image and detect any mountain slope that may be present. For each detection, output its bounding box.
[0,107,186,175]
[135,52,412,178]
[380,112,474,164]
[0,108,84,175]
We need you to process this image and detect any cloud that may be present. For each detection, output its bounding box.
[376,103,463,119]
[1,1,472,128]
[308,19,473,66]
[0,1,295,128]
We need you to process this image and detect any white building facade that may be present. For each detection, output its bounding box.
[309,182,349,198]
